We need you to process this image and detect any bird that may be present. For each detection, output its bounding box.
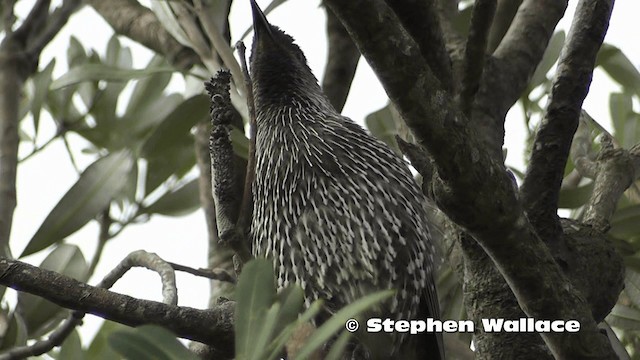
[248,1,443,358]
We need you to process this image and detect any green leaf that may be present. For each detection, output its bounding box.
[22,151,134,257]
[530,31,565,90]
[126,56,172,117]
[608,92,638,148]
[235,259,277,360]
[67,36,87,68]
[87,321,129,360]
[51,64,176,90]
[325,330,353,360]
[18,244,88,335]
[0,312,28,350]
[127,93,184,139]
[144,179,200,216]
[596,44,640,97]
[105,35,132,69]
[610,204,640,238]
[625,269,640,309]
[108,325,197,360]
[144,141,196,192]
[31,59,56,135]
[265,300,323,360]
[607,304,640,331]
[250,303,282,360]
[295,290,394,360]
[57,330,85,360]
[365,105,400,154]
[557,182,594,209]
[141,94,210,158]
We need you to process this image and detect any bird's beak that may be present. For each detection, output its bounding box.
[250,0,273,40]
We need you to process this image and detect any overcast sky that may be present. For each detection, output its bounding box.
[9,0,640,345]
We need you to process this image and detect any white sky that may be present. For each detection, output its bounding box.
[8,0,640,346]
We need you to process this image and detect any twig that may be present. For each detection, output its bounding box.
[194,123,235,302]
[460,0,497,117]
[206,70,252,262]
[25,0,83,60]
[234,42,256,238]
[99,250,177,305]
[0,312,83,360]
[520,0,615,244]
[168,262,236,284]
[582,138,640,232]
[0,257,235,359]
[321,6,360,112]
[486,0,524,52]
[385,0,453,92]
[87,208,112,278]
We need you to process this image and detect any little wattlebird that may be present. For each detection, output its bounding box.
[248,1,443,359]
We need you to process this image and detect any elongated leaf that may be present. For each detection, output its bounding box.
[625,269,640,309]
[530,31,565,90]
[144,179,200,216]
[295,290,394,360]
[365,105,400,154]
[87,320,129,360]
[597,44,640,97]
[149,1,193,47]
[141,94,210,158]
[57,330,85,360]
[325,330,353,360]
[251,303,282,360]
[31,59,56,135]
[51,64,175,90]
[607,304,640,331]
[235,259,277,360]
[108,325,197,360]
[0,312,27,351]
[557,182,594,209]
[126,56,173,118]
[265,300,323,360]
[18,244,88,335]
[610,204,640,238]
[22,151,134,257]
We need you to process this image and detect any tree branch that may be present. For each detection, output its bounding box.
[486,0,523,53]
[460,0,496,117]
[385,0,453,92]
[583,139,640,232]
[0,257,235,359]
[473,0,567,154]
[520,0,615,244]
[325,0,618,357]
[206,70,252,262]
[321,5,360,113]
[88,0,200,70]
[25,0,83,60]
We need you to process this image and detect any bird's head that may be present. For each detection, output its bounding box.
[249,0,329,111]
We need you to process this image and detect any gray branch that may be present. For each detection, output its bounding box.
[88,0,199,70]
[460,0,496,117]
[321,5,360,113]
[0,257,235,359]
[324,0,618,357]
[520,0,615,244]
[385,0,454,92]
